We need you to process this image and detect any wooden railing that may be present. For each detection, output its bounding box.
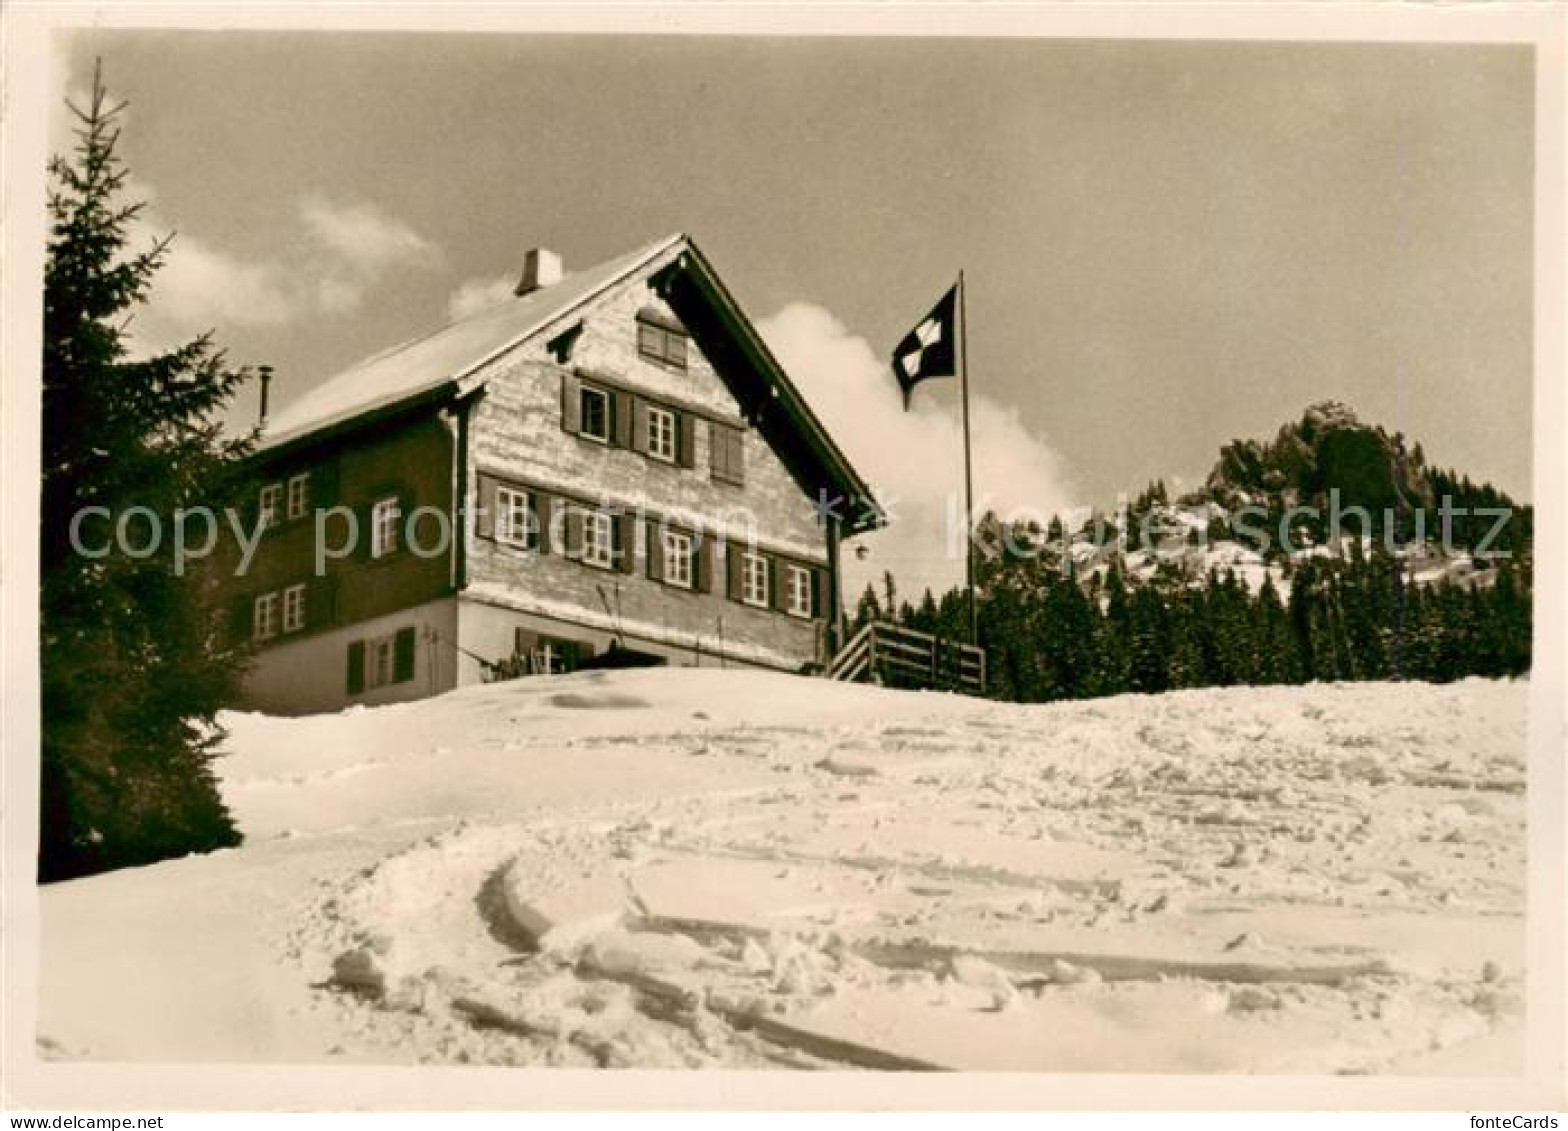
[827,620,986,695]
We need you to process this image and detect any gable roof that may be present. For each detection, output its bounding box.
[257,234,885,534]
[258,235,683,448]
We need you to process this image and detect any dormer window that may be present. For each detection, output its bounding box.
[636,307,688,371]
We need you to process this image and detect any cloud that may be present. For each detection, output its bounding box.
[122,182,300,355]
[446,274,517,321]
[759,302,1077,603]
[118,185,439,353]
[299,194,439,279]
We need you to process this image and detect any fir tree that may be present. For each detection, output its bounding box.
[40,65,254,881]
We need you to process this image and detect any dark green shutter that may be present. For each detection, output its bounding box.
[612,391,634,448]
[346,640,366,695]
[726,543,745,601]
[615,513,636,574]
[631,398,650,455]
[475,474,498,539]
[677,413,696,468]
[393,627,416,683]
[537,494,555,555]
[695,536,714,593]
[561,372,581,433]
[646,519,664,582]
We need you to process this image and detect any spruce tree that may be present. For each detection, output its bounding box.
[40,65,253,881]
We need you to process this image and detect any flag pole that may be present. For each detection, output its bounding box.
[958,269,978,646]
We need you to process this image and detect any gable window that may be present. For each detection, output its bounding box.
[252,592,279,641]
[371,497,401,558]
[286,473,310,520]
[582,510,615,569]
[496,486,538,550]
[637,319,688,371]
[259,483,282,529]
[579,386,611,442]
[282,583,307,633]
[646,405,677,463]
[742,551,770,608]
[785,564,813,619]
[662,530,694,589]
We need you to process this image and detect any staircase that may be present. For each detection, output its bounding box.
[827,620,986,696]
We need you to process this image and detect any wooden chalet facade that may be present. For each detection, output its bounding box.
[213,235,884,714]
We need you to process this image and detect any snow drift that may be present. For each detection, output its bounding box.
[38,669,1526,1072]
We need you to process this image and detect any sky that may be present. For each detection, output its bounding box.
[52,31,1535,597]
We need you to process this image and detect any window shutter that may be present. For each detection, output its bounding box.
[695,535,714,593]
[563,508,585,558]
[768,557,785,612]
[393,626,417,683]
[677,413,696,468]
[615,513,636,574]
[514,628,538,660]
[475,474,498,539]
[645,519,664,582]
[631,398,650,454]
[711,423,744,485]
[346,640,366,695]
[612,391,634,448]
[814,567,832,620]
[561,372,582,433]
[537,494,555,555]
[726,543,745,601]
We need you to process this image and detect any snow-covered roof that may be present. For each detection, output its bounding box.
[258,235,684,450]
[254,232,884,533]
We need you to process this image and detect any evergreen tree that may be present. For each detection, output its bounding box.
[40,65,253,880]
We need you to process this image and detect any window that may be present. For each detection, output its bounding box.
[496,486,538,550]
[282,583,307,633]
[286,473,310,520]
[742,551,770,608]
[252,592,279,640]
[348,627,415,695]
[258,483,282,528]
[369,637,395,689]
[514,629,584,676]
[579,386,611,442]
[637,320,688,370]
[646,405,677,462]
[786,565,813,618]
[582,510,615,569]
[534,639,568,675]
[371,497,400,558]
[662,530,694,589]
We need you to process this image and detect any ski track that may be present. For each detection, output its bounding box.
[230,674,1529,1073]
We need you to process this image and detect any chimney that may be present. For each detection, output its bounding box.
[257,364,273,429]
[515,247,564,297]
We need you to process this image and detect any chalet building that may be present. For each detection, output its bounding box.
[214,235,885,714]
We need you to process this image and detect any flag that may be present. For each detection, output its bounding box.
[891,283,959,408]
